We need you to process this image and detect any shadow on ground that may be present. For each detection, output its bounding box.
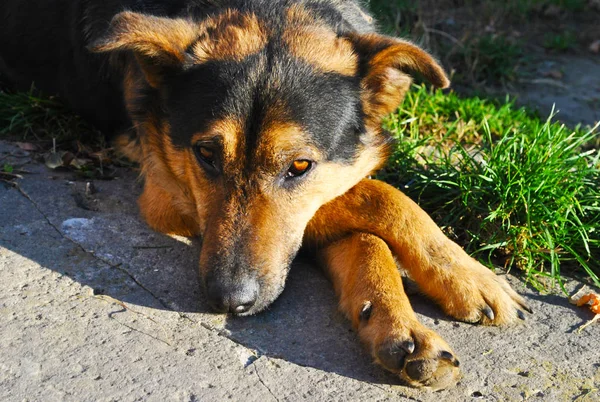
[0,140,395,384]
[2,140,599,399]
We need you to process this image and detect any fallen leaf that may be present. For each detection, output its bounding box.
[543,5,562,18]
[543,70,563,79]
[15,142,39,151]
[590,39,600,54]
[70,158,92,169]
[570,289,600,332]
[575,293,600,314]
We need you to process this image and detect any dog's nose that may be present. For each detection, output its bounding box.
[206,277,259,314]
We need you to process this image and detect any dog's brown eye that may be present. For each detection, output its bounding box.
[194,144,218,173]
[286,160,312,178]
[199,146,214,162]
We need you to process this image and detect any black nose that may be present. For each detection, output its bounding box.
[206,276,259,314]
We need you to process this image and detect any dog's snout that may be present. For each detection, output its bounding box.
[206,276,259,315]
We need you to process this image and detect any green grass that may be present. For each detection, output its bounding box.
[368,0,416,37]
[459,35,523,84]
[508,0,586,15]
[543,31,577,52]
[378,86,600,291]
[0,87,91,141]
[368,2,525,87]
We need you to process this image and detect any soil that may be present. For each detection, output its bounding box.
[377,0,600,127]
[514,54,600,127]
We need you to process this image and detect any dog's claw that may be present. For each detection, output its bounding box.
[517,309,526,320]
[403,340,416,354]
[370,325,461,390]
[482,305,495,321]
[521,304,533,314]
[440,350,460,367]
[377,339,415,371]
[360,301,373,321]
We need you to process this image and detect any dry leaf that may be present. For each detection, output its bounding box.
[15,142,39,151]
[575,293,600,314]
[543,70,563,80]
[589,40,600,54]
[570,289,600,332]
[70,158,92,169]
[543,5,562,18]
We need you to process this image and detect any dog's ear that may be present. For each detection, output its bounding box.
[90,11,198,87]
[348,33,449,124]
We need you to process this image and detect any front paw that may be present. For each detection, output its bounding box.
[424,244,532,325]
[361,315,461,390]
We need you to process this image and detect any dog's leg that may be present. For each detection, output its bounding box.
[306,179,531,326]
[318,232,460,389]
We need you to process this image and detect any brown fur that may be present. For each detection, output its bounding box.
[350,33,450,127]
[283,5,357,76]
[305,180,529,326]
[320,232,459,390]
[191,10,268,63]
[284,26,358,76]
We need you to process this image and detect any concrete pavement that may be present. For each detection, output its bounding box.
[1,141,598,401]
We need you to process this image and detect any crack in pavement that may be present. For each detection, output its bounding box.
[254,361,281,402]
[12,182,173,312]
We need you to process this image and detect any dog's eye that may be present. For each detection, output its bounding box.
[286,160,312,179]
[194,144,218,173]
[198,146,214,162]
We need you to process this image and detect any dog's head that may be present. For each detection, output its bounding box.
[92,4,448,315]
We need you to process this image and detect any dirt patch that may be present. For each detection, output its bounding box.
[515,54,600,126]
[370,0,600,127]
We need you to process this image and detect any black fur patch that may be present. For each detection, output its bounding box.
[0,0,375,152]
[165,49,365,163]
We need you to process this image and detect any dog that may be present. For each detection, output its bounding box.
[0,0,531,390]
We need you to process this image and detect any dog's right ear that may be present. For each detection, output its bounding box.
[347,33,450,126]
[89,11,198,87]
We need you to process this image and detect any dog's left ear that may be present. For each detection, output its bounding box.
[89,11,198,87]
[348,33,449,124]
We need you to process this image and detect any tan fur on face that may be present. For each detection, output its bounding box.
[191,117,244,161]
[256,120,321,171]
[283,5,358,76]
[191,10,268,63]
[92,10,268,87]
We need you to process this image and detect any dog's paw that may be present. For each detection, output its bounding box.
[362,318,461,390]
[423,245,532,325]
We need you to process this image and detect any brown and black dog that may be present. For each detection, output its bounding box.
[0,0,531,389]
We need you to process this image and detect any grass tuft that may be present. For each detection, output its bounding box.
[0,87,91,141]
[462,35,523,84]
[378,86,600,290]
